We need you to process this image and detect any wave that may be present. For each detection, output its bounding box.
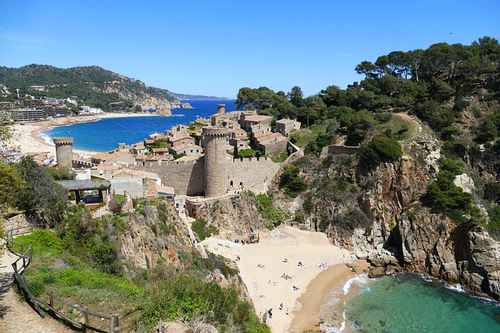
[40,131,55,146]
[343,274,368,295]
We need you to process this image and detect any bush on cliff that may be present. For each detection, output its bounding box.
[192,218,218,241]
[254,193,288,228]
[358,135,402,171]
[279,165,307,197]
[15,156,67,226]
[422,158,475,223]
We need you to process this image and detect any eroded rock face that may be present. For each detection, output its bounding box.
[185,193,267,239]
[299,127,500,300]
[394,211,500,300]
[117,202,192,272]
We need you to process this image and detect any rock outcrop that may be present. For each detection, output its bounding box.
[389,209,500,300]
[117,201,193,272]
[185,193,267,240]
[298,122,500,300]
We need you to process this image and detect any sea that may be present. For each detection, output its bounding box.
[47,99,236,152]
[336,274,500,333]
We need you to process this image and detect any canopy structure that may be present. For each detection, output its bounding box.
[57,179,111,205]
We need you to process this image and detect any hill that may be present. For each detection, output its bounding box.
[172,92,228,100]
[0,64,179,113]
[237,36,500,300]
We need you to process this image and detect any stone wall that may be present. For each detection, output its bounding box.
[225,157,280,194]
[110,176,144,198]
[4,213,33,235]
[135,158,205,196]
[320,144,360,158]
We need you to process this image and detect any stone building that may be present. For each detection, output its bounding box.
[53,136,73,169]
[134,124,281,197]
[239,114,273,134]
[276,118,301,136]
[253,132,288,155]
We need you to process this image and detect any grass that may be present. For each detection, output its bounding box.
[270,151,288,163]
[114,194,126,205]
[289,126,320,148]
[376,113,418,142]
[13,230,143,314]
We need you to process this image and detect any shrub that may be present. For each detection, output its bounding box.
[140,274,268,332]
[487,205,500,239]
[422,158,474,223]
[279,165,307,197]
[359,135,402,170]
[237,148,256,158]
[484,182,500,204]
[192,219,218,241]
[254,193,287,228]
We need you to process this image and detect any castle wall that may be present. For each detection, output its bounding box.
[320,144,360,158]
[225,157,280,194]
[134,158,205,196]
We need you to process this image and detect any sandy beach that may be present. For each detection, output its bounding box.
[7,112,160,157]
[201,225,354,333]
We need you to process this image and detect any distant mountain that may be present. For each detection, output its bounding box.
[0,64,178,113]
[173,92,229,101]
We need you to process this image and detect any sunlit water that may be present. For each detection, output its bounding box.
[343,274,499,333]
[47,99,235,151]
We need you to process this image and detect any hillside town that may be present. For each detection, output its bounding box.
[42,104,301,220]
[0,81,192,123]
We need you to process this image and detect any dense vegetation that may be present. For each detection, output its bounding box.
[237,36,500,233]
[0,152,268,331]
[0,64,177,110]
[279,165,307,197]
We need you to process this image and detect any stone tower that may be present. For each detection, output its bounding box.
[53,136,73,169]
[202,127,229,197]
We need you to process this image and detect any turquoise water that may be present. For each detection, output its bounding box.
[345,275,499,333]
[47,99,235,151]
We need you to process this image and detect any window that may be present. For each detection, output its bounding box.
[230,180,233,187]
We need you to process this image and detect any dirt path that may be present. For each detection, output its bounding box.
[0,246,74,333]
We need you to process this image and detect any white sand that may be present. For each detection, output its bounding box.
[201,225,353,333]
[7,112,161,157]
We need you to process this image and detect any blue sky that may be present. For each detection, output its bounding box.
[1,1,499,98]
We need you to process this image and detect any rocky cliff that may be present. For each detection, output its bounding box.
[117,201,192,272]
[185,193,267,240]
[292,121,500,300]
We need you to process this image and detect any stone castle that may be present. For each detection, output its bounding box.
[133,125,281,197]
[55,105,300,200]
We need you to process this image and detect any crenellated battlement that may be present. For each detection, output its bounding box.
[231,156,269,164]
[53,136,74,146]
[202,126,229,138]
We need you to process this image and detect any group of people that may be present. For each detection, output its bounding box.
[260,257,310,324]
[262,303,290,324]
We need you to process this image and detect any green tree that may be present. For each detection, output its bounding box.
[16,157,66,226]
[0,162,24,212]
[288,86,304,107]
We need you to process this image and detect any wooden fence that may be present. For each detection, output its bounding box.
[4,227,141,332]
